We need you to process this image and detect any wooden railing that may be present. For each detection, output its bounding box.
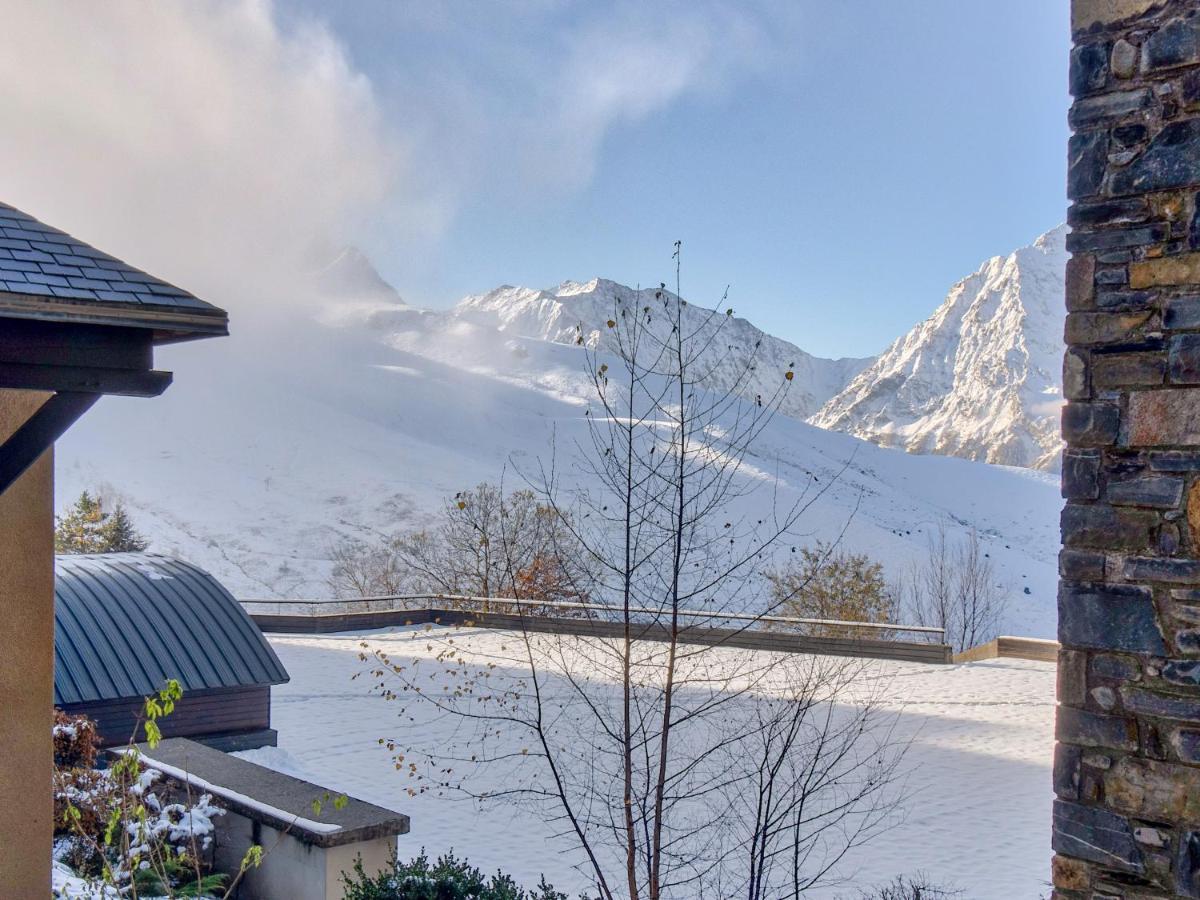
[241,594,952,664]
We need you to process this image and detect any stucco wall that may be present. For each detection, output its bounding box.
[0,389,54,897]
[214,811,394,900]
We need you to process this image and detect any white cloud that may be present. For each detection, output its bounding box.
[370,0,781,204]
[0,0,787,315]
[0,0,398,312]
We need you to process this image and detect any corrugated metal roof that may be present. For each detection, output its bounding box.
[54,554,288,706]
[0,201,227,341]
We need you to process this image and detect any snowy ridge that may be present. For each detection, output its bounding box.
[811,227,1067,471]
[451,278,872,419]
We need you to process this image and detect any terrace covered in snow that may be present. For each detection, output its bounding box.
[240,623,1057,899]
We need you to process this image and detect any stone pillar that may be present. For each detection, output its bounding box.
[0,390,55,898]
[1057,2,1200,896]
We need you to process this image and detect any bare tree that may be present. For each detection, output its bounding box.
[361,249,906,898]
[848,874,962,899]
[328,484,591,605]
[896,526,1007,654]
[766,542,896,637]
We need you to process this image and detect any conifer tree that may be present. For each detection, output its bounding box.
[54,491,108,554]
[54,492,149,554]
[103,503,149,553]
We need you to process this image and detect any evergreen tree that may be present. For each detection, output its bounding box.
[54,492,149,554]
[103,503,148,553]
[54,491,109,554]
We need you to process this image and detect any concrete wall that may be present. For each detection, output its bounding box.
[214,811,394,900]
[0,390,54,898]
[1056,2,1200,896]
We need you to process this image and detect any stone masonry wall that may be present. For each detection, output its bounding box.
[1058,2,1200,897]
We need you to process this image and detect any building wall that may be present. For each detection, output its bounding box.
[1057,2,1200,896]
[0,390,55,898]
[60,685,274,748]
[214,813,393,900]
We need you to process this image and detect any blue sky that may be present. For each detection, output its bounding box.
[288,0,1070,358]
[0,2,1069,361]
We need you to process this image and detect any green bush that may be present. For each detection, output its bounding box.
[341,850,569,900]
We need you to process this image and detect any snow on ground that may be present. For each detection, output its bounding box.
[240,626,1056,899]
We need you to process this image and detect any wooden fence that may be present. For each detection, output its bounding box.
[952,635,1060,664]
[241,595,953,665]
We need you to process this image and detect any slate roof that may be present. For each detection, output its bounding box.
[54,554,288,706]
[0,201,227,342]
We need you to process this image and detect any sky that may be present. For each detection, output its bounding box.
[0,1,1069,359]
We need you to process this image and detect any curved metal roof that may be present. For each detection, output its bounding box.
[54,554,288,706]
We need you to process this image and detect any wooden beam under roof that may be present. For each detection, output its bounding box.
[0,320,175,494]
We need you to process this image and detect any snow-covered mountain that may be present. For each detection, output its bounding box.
[449,279,872,419]
[811,227,1067,471]
[315,246,406,304]
[54,257,1061,637]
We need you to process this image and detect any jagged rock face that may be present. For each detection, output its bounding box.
[453,278,872,420]
[810,226,1067,471]
[316,247,405,303]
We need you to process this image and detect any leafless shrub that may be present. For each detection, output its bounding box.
[847,873,962,899]
[766,542,896,637]
[893,525,1007,654]
[329,484,592,607]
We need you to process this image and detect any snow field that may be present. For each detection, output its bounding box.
[240,626,1057,899]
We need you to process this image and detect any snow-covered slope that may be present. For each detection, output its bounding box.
[811,227,1067,471]
[450,279,872,419]
[246,632,1056,899]
[55,259,1061,636]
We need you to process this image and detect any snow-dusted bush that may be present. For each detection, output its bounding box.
[52,684,262,899]
[340,850,569,900]
[54,709,100,769]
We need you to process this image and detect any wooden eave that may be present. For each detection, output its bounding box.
[0,291,228,345]
[0,316,217,495]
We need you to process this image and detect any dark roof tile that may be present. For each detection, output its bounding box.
[15,281,55,296]
[25,272,69,287]
[93,289,135,302]
[2,228,42,242]
[51,285,99,300]
[11,248,55,263]
[55,254,100,268]
[147,283,187,296]
[0,201,224,338]
[67,277,112,291]
[0,259,43,274]
[41,264,83,278]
